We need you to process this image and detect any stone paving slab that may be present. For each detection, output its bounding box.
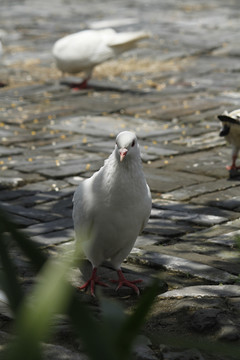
[152,199,240,220]
[190,189,240,210]
[156,147,231,178]
[30,228,74,246]
[129,249,238,284]
[161,178,240,202]
[24,217,73,237]
[182,218,240,244]
[151,207,228,226]
[0,202,62,222]
[159,285,240,299]
[151,243,240,276]
[145,167,215,193]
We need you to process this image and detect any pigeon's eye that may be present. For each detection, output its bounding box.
[131,140,135,147]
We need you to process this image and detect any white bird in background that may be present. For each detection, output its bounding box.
[73,131,152,296]
[52,28,150,89]
[218,109,240,170]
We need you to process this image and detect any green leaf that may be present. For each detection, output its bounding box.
[116,280,159,359]
[0,233,24,313]
[4,248,76,360]
[100,295,127,335]
[68,294,119,360]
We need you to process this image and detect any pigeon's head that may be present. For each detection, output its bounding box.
[115,131,139,162]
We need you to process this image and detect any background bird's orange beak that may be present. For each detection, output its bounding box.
[119,148,128,162]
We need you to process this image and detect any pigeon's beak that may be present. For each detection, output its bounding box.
[119,148,128,162]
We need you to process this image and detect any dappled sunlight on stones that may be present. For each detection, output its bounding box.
[1,0,240,358]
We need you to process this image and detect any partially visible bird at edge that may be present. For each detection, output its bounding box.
[52,28,150,90]
[0,39,6,88]
[218,109,240,170]
[72,131,152,296]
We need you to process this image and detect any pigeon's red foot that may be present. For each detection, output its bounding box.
[69,78,89,90]
[78,267,109,296]
[60,78,89,90]
[226,155,239,171]
[226,165,240,171]
[71,80,89,91]
[110,269,142,295]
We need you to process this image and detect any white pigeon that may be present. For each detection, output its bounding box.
[52,28,150,89]
[72,131,152,296]
[218,109,240,170]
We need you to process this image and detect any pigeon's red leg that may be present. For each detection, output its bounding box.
[226,154,239,170]
[78,267,109,296]
[111,269,142,295]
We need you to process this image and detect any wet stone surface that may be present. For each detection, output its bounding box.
[1,1,240,359]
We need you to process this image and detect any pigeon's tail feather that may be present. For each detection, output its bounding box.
[109,31,150,52]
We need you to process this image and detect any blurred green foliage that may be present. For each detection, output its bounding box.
[0,208,159,360]
[235,234,240,251]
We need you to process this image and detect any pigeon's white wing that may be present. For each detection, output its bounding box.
[72,178,96,241]
[139,184,152,234]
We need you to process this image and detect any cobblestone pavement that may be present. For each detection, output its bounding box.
[1,1,240,359]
